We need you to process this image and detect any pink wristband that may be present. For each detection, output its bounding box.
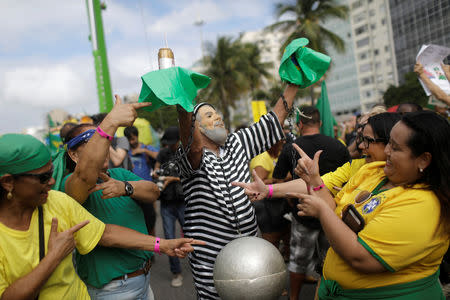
[154,237,161,255]
[267,184,273,198]
[312,183,325,192]
[96,126,113,141]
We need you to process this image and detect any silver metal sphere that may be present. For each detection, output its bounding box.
[213,236,287,300]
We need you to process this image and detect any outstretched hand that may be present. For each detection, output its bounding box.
[47,218,90,263]
[104,95,152,128]
[231,169,268,201]
[161,238,207,258]
[292,143,322,185]
[88,173,126,199]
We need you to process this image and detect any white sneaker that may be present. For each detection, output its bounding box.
[171,274,183,287]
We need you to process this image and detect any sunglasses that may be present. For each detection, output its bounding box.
[359,136,386,148]
[14,166,54,184]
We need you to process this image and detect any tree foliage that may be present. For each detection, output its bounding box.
[200,36,272,129]
[267,0,348,56]
[383,72,428,108]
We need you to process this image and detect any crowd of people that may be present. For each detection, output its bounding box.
[0,55,449,300]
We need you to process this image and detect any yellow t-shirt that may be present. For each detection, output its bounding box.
[323,161,449,289]
[0,190,105,299]
[321,158,366,197]
[249,151,277,180]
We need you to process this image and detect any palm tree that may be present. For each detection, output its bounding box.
[200,36,272,129]
[241,42,273,99]
[267,0,348,55]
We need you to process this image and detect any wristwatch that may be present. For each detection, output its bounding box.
[123,181,134,196]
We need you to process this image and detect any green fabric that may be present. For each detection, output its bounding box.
[319,270,444,300]
[279,38,331,88]
[138,66,211,112]
[0,134,51,176]
[316,81,336,138]
[61,168,153,288]
[357,236,395,272]
[51,149,67,191]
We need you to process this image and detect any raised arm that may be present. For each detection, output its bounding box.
[272,84,299,126]
[65,96,151,203]
[177,105,204,169]
[415,62,450,106]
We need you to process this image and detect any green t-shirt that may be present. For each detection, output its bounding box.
[62,168,152,288]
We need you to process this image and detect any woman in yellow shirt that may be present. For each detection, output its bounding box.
[290,111,450,299]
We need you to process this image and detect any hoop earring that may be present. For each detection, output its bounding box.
[7,191,12,200]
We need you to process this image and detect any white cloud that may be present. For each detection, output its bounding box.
[146,0,270,35]
[1,58,95,107]
[0,1,87,51]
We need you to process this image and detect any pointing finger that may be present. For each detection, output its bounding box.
[292,143,309,159]
[231,181,247,189]
[313,150,323,164]
[68,220,90,234]
[114,94,122,105]
[132,102,153,110]
[98,172,110,182]
[88,183,105,194]
[50,218,59,235]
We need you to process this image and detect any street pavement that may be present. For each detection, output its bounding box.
[149,201,317,300]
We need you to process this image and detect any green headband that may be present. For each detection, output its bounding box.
[0,134,51,176]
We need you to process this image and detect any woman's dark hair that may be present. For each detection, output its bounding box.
[367,112,402,144]
[64,123,95,172]
[124,126,139,139]
[401,110,450,233]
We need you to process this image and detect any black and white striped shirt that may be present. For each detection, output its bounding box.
[178,111,284,299]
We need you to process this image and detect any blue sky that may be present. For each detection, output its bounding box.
[0,0,278,134]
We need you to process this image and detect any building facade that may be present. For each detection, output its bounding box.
[389,0,450,83]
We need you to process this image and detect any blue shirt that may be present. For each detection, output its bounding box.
[129,144,158,181]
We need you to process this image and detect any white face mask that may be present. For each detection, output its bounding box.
[201,126,228,146]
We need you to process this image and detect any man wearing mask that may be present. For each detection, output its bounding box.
[176,84,299,299]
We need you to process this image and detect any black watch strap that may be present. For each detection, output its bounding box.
[124,181,134,196]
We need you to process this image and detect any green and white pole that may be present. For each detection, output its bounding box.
[86,0,113,113]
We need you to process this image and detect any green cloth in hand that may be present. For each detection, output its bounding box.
[138,66,211,112]
[279,38,331,88]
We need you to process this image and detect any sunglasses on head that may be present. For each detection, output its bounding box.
[14,166,54,184]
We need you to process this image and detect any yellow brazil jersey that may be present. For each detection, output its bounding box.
[249,151,277,180]
[323,161,449,289]
[321,158,366,197]
[0,190,105,299]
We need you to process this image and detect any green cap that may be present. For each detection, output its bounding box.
[279,38,331,88]
[138,66,211,112]
[0,134,51,176]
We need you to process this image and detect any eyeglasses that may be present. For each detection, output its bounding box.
[360,136,386,148]
[14,166,54,184]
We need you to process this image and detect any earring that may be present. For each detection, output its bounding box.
[7,191,12,200]
[419,168,424,173]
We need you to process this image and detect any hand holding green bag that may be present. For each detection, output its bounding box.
[279,38,331,88]
[138,66,211,112]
